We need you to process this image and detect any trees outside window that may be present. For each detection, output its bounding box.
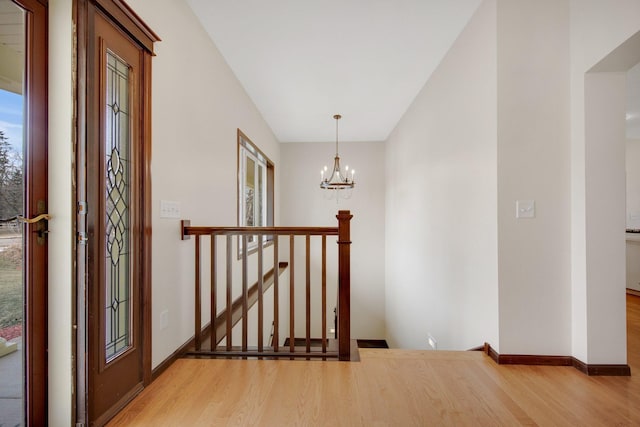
[0,130,23,220]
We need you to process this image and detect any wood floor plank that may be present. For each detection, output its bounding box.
[108,296,640,426]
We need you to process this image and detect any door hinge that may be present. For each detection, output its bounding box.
[77,201,87,215]
[77,231,88,245]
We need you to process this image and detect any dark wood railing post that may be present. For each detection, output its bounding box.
[321,235,327,354]
[194,235,201,351]
[305,234,311,356]
[242,235,248,352]
[210,234,217,350]
[289,235,295,355]
[336,210,353,361]
[273,237,279,352]
[257,235,264,353]
[226,235,232,351]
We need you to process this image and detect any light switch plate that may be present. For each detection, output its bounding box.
[516,200,535,219]
[160,200,181,219]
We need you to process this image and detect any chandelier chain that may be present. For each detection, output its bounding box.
[334,114,341,156]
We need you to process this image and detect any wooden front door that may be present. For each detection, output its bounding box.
[76,1,156,425]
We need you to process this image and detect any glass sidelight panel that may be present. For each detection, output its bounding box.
[0,1,25,425]
[104,50,132,362]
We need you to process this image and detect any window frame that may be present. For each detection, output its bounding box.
[237,129,274,258]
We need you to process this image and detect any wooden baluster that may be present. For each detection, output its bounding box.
[194,235,201,351]
[337,210,353,361]
[306,234,311,357]
[273,237,279,352]
[290,235,295,356]
[226,235,232,351]
[242,235,248,353]
[322,235,327,354]
[258,235,264,353]
[210,233,217,351]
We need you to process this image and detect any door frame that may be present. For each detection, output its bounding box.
[9,0,49,424]
[73,0,157,424]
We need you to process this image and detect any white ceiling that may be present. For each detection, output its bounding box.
[186,0,482,143]
[0,0,24,94]
[0,0,24,54]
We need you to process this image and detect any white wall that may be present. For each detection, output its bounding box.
[570,0,640,364]
[48,0,73,425]
[385,0,635,363]
[385,0,498,351]
[125,0,280,368]
[280,141,386,340]
[584,72,628,363]
[496,0,571,355]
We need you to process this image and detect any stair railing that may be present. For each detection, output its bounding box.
[181,210,352,361]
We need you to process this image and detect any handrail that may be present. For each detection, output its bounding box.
[182,225,338,238]
[181,210,352,361]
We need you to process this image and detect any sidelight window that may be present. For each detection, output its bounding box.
[237,130,274,255]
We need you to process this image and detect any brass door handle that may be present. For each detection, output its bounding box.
[18,213,51,224]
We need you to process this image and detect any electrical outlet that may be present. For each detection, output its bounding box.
[516,200,535,219]
[427,334,437,350]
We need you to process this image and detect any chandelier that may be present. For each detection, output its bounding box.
[320,114,355,196]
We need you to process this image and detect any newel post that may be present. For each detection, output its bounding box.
[337,210,353,361]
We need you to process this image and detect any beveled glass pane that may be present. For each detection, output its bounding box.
[257,164,263,227]
[105,50,132,362]
[118,68,128,114]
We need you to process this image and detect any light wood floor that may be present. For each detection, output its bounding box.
[108,295,640,426]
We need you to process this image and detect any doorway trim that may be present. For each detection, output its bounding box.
[73,0,158,424]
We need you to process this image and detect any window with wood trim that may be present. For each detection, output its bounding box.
[237,129,274,254]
